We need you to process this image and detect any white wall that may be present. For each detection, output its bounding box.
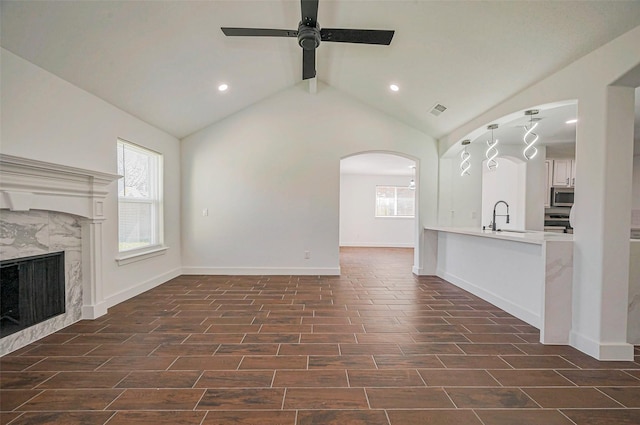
[438,142,483,227]
[628,241,640,343]
[633,154,640,227]
[1,48,182,308]
[481,157,526,230]
[340,174,415,247]
[181,82,438,275]
[439,143,545,230]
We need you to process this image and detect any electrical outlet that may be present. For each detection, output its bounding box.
[304,251,311,259]
[202,208,208,217]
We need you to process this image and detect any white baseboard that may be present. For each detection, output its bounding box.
[438,269,540,328]
[82,302,108,319]
[340,242,414,248]
[570,330,635,361]
[182,266,341,276]
[101,267,183,311]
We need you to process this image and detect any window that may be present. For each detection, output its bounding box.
[117,140,163,253]
[375,185,415,217]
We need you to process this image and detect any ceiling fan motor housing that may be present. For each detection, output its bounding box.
[298,20,320,50]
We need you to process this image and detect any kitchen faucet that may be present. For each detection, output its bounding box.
[492,200,510,231]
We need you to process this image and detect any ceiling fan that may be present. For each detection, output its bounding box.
[221,0,395,80]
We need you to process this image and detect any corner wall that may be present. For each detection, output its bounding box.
[1,48,182,312]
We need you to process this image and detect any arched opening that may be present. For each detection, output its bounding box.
[439,101,578,232]
[339,152,419,271]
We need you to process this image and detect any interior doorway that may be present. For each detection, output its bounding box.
[339,152,418,259]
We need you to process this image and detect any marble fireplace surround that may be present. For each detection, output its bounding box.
[0,154,120,353]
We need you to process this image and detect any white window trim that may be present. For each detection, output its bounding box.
[117,139,164,259]
[375,185,416,218]
[115,245,169,266]
[375,215,415,219]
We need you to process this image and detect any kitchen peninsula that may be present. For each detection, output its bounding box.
[423,227,573,344]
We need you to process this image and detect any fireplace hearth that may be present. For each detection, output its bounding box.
[0,251,65,338]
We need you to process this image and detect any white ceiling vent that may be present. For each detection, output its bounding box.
[429,103,447,116]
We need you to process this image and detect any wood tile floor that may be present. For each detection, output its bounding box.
[1,247,639,425]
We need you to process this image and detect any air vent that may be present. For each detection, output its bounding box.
[430,103,447,116]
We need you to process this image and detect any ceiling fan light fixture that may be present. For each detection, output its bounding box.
[297,20,321,50]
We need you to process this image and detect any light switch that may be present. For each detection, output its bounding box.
[202,208,209,217]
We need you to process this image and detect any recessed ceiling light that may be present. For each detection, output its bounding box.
[218,83,229,92]
[566,119,577,124]
[389,84,399,92]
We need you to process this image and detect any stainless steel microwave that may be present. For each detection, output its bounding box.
[551,187,574,207]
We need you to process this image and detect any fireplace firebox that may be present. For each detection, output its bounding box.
[0,252,65,338]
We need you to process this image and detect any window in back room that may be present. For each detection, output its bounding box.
[375,185,415,218]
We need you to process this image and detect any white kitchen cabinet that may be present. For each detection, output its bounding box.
[552,159,575,187]
[545,160,552,207]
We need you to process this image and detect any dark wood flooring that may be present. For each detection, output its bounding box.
[1,247,639,424]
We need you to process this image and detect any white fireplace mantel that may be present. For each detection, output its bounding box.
[0,153,120,219]
[0,153,121,319]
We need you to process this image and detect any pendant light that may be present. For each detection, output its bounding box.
[485,124,499,171]
[523,109,540,160]
[460,139,471,176]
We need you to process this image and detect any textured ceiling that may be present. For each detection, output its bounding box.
[2,1,640,140]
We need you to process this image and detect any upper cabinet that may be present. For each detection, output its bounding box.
[545,160,553,207]
[552,159,576,187]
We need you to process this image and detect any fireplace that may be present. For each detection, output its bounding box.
[1,153,120,355]
[1,251,65,338]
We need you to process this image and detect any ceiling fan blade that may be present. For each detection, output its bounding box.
[221,27,297,37]
[320,28,395,45]
[300,0,319,24]
[302,48,316,80]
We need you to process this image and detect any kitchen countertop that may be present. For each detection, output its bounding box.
[424,226,574,245]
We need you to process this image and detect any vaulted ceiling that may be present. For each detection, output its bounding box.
[2,1,640,140]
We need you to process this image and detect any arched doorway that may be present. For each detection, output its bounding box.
[339,152,419,271]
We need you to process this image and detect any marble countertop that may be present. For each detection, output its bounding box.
[424,226,574,245]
